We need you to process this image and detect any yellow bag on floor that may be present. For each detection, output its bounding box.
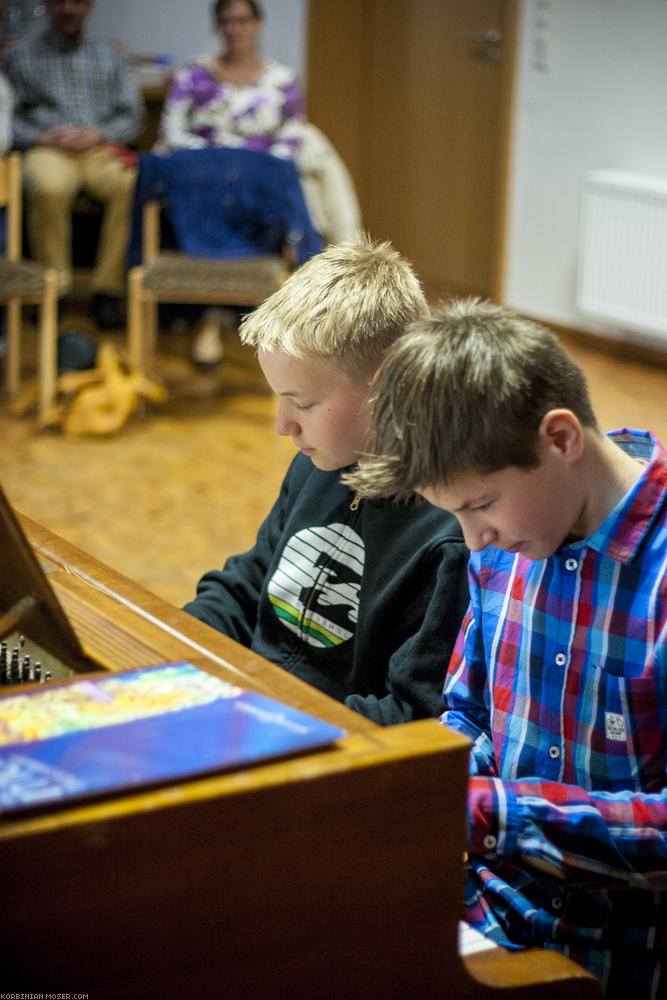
[60,342,167,435]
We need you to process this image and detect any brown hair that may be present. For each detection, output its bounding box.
[213,0,264,24]
[344,297,599,500]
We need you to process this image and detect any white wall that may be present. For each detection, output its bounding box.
[88,0,307,78]
[504,0,667,348]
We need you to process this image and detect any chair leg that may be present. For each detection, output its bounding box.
[128,266,145,374]
[6,297,21,400]
[38,269,59,427]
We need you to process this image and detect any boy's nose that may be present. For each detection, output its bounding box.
[274,404,298,437]
[461,520,496,552]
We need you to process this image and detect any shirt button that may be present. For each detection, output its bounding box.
[483,834,497,850]
[565,558,578,571]
[549,746,560,759]
[555,652,566,666]
[552,897,563,910]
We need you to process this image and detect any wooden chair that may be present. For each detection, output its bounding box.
[126,148,323,377]
[127,199,288,375]
[0,152,59,426]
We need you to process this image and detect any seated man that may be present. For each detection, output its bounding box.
[346,298,667,997]
[183,237,470,725]
[2,0,144,329]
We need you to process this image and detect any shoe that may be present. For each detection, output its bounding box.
[191,309,225,371]
[91,293,124,331]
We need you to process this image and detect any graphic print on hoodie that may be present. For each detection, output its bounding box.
[267,523,363,648]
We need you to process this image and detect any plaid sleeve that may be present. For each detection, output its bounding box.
[468,774,667,889]
[440,559,498,776]
[99,53,144,145]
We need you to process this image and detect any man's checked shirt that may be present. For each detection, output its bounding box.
[4,24,143,150]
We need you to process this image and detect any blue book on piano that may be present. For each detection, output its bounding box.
[0,662,345,812]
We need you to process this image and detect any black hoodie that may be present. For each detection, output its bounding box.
[184,453,469,725]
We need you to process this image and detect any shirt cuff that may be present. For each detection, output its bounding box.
[468,775,521,859]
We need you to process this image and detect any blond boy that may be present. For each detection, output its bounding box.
[183,239,469,724]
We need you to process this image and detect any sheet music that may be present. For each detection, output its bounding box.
[458,921,499,956]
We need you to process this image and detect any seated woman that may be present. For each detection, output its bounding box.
[153,0,305,367]
[155,0,303,160]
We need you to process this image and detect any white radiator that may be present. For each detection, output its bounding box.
[577,170,667,343]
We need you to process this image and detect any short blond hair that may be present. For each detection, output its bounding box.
[344,298,599,500]
[239,235,428,383]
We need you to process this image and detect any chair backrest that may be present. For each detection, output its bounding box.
[128,147,324,270]
[141,199,161,265]
[0,151,21,261]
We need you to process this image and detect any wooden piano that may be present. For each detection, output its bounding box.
[0,490,601,998]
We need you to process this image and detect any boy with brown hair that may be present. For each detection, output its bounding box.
[346,298,667,996]
[183,238,470,724]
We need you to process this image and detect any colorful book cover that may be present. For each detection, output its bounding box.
[0,662,345,812]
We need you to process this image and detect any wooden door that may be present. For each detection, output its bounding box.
[306,0,517,299]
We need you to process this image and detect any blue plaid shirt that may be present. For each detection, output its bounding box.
[3,24,144,150]
[443,429,667,997]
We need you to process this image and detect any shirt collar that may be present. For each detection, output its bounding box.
[567,429,667,563]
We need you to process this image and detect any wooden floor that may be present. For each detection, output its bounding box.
[1,297,666,610]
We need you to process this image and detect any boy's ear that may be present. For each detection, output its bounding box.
[538,408,584,462]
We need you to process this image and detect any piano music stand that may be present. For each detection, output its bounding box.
[0,481,99,674]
